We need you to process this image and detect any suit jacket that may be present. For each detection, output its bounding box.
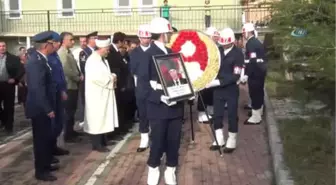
[106,45,130,91]
[58,47,81,90]
[25,52,55,118]
[4,52,23,84]
[165,78,188,87]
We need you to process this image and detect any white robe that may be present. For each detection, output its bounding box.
[84,51,119,134]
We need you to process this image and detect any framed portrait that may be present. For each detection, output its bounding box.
[152,53,195,102]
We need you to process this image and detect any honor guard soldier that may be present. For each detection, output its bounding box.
[137,17,184,185]
[129,24,152,152]
[197,27,220,122]
[206,28,244,153]
[25,31,57,181]
[241,23,267,125]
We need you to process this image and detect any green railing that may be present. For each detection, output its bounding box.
[0,5,272,36]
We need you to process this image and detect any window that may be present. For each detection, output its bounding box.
[138,0,156,15]
[4,0,22,19]
[115,0,132,16]
[58,0,75,18]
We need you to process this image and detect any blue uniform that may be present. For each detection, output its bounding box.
[47,52,67,149]
[137,42,184,168]
[25,37,56,176]
[212,46,244,133]
[129,46,150,134]
[244,36,267,110]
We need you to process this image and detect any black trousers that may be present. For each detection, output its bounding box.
[91,134,107,149]
[147,118,183,168]
[31,113,53,174]
[78,81,85,122]
[18,85,27,105]
[0,82,15,131]
[136,98,149,133]
[248,76,265,110]
[197,88,213,111]
[213,88,239,133]
[64,89,78,140]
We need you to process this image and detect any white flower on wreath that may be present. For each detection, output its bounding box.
[179,40,204,82]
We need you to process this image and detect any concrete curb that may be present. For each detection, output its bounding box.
[264,91,295,185]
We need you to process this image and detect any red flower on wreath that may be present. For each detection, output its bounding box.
[171,31,208,71]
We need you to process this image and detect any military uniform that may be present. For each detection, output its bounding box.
[25,31,57,181]
[129,44,151,152]
[209,45,244,152]
[244,36,267,124]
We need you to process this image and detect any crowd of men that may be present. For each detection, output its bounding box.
[0,16,266,185]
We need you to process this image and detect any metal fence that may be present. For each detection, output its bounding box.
[0,5,272,36]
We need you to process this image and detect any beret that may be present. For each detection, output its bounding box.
[49,31,61,42]
[32,31,53,43]
[86,31,98,38]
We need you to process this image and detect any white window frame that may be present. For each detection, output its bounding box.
[4,0,22,19]
[138,0,156,15]
[57,0,75,18]
[114,0,132,16]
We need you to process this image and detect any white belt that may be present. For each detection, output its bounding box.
[244,59,264,63]
[150,80,163,90]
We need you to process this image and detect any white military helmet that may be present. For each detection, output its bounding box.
[137,24,152,38]
[242,23,258,38]
[149,17,173,34]
[205,27,220,37]
[218,28,235,45]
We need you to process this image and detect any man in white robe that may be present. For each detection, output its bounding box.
[84,38,118,152]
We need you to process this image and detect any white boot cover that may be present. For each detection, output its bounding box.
[247,109,262,123]
[198,112,211,122]
[147,166,160,185]
[139,133,149,148]
[206,106,214,115]
[164,167,177,185]
[226,132,237,149]
[212,129,225,146]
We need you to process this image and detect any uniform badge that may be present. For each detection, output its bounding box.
[249,52,257,58]
[233,66,242,75]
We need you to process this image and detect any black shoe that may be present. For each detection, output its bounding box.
[53,147,70,156]
[47,164,60,172]
[209,145,224,151]
[244,119,261,125]
[223,147,235,153]
[35,172,57,181]
[93,147,110,153]
[247,110,252,117]
[51,157,59,164]
[136,147,148,153]
[64,137,82,143]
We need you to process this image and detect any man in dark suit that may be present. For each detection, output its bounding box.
[0,40,23,134]
[106,32,134,134]
[164,68,188,87]
[25,31,58,181]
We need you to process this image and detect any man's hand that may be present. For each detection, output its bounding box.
[8,78,15,84]
[61,91,68,101]
[47,111,55,118]
[80,75,84,81]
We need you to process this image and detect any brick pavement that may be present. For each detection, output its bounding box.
[0,86,272,185]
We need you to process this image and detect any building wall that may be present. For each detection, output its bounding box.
[0,0,242,36]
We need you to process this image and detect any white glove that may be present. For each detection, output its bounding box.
[240,75,248,83]
[160,95,177,106]
[188,96,195,101]
[205,79,220,88]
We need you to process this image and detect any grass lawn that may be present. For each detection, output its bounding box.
[266,71,335,185]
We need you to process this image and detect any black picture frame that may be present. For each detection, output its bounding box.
[152,53,195,102]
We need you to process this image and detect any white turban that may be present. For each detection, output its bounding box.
[95,38,111,48]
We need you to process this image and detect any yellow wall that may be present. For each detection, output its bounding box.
[0,0,243,36]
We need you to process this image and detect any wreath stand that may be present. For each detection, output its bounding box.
[188,92,223,156]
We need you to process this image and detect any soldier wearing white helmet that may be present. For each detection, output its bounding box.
[241,23,267,125]
[136,17,184,185]
[205,28,244,153]
[197,27,222,123]
[129,24,152,153]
